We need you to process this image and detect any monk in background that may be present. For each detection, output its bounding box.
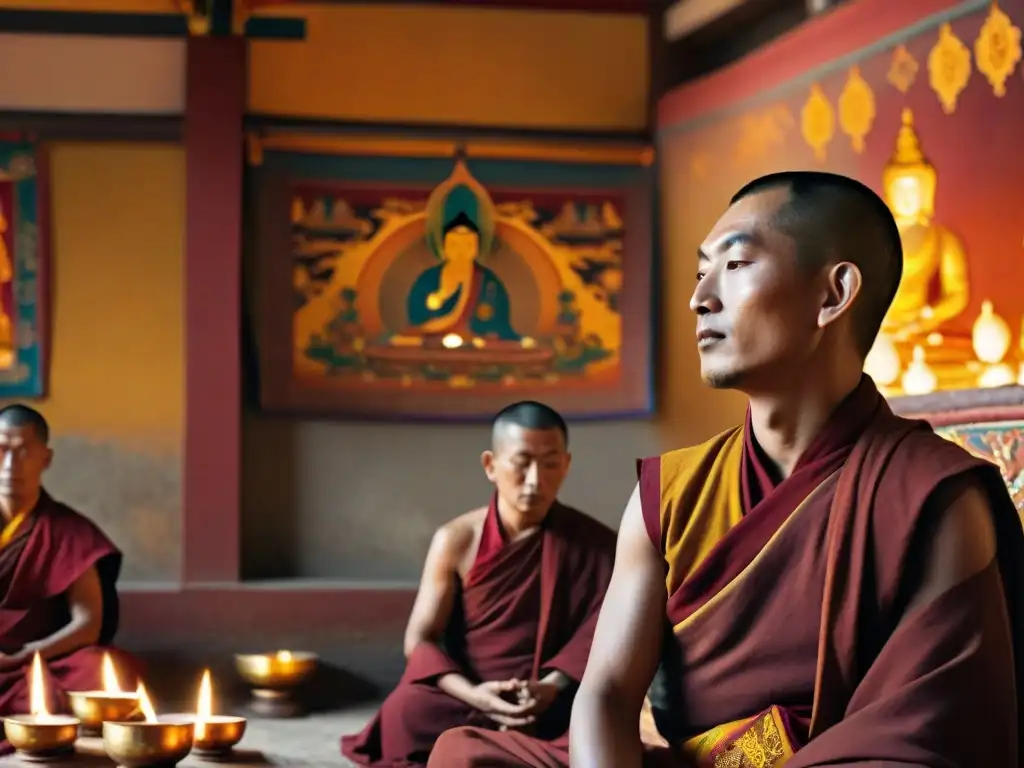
[0,405,139,752]
[342,401,616,767]
[571,172,1023,767]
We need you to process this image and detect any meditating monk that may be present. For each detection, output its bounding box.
[0,405,139,751]
[342,401,616,767]
[571,171,1024,768]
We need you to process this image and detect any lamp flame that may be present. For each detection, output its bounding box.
[277,650,293,662]
[195,669,213,739]
[29,653,49,717]
[136,682,158,723]
[102,652,122,693]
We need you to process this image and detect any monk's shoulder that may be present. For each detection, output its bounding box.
[44,497,112,538]
[656,426,743,489]
[880,422,993,511]
[432,507,486,562]
[39,496,119,557]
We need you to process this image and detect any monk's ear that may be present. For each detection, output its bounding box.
[42,447,53,470]
[481,450,497,482]
[818,261,861,329]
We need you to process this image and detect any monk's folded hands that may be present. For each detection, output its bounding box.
[470,679,536,728]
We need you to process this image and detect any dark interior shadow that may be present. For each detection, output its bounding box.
[304,661,380,712]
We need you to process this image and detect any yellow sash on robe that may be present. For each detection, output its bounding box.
[0,507,30,549]
[643,428,798,766]
[656,427,745,617]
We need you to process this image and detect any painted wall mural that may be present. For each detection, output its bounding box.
[250,142,653,421]
[0,139,49,399]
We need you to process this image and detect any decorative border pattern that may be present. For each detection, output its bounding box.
[934,420,1024,513]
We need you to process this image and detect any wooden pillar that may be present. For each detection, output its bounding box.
[647,0,669,130]
[182,35,245,583]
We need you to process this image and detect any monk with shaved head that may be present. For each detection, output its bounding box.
[571,172,1024,767]
[0,405,139,754]
[342,401,616,767]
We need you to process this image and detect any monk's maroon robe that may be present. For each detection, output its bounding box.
[639,377,1023,767]
[342,499,616,767]
[0,492,140,754]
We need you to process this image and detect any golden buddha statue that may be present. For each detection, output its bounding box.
[880,108,969,344]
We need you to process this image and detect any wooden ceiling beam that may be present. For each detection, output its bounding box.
[296,0,651,14]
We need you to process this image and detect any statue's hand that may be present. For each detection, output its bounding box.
[426,291,444,311]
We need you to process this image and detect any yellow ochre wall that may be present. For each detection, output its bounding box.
[1,144,185,582]
[249,3,650,130]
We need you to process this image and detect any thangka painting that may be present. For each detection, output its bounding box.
[0,140,49,399]
[252,150,653,420]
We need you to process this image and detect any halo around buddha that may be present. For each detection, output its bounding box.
[425,159,496,260]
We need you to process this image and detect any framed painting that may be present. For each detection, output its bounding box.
[0,139,49,399]
[250,137,654,421]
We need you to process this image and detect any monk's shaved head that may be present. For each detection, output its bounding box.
[730,171,903,358]
[491,401,568,450]
[0,404,49,445]
[484,401,571,523]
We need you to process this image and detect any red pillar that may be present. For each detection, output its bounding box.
[182,35,245,583]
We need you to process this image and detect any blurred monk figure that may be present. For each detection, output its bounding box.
[0,405,139,752]
[342,401,616,767]
[571,172,1024,768]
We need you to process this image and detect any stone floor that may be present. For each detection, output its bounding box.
[0,705,378,767]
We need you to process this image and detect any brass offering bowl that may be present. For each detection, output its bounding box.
[3,714,79,762]
[186,714,247,759]
[234,651,318,718]
[68,690,142,735]
[102,718,194,768]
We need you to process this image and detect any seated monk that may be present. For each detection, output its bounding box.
[570,172,1024,767]
[341,401,616,767]
[0,405,140,753]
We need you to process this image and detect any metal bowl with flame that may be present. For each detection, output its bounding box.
[171,669,246,759]
[102,682,194,768]
[69,691,142,736]
[234,651,318,718]
[3,714,79,762]
[68,651,141,734]
[102,719,195,768]
[4,652,79,761]
[190,715,247,758]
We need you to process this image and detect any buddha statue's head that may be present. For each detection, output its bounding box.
[882,108,937,227]
[442,212,480,265]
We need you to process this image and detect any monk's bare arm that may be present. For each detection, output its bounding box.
[403,521,470,657]
[20,566,104,662]
[571,484,666,768]
[402,519,482,705]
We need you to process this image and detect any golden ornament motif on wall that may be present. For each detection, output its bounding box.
[733,105,795,165]
[974,2,1022,97]
[838,66,876,153]
[800,84,835,161]
[928,23,973,114]
[888,44,920,93]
